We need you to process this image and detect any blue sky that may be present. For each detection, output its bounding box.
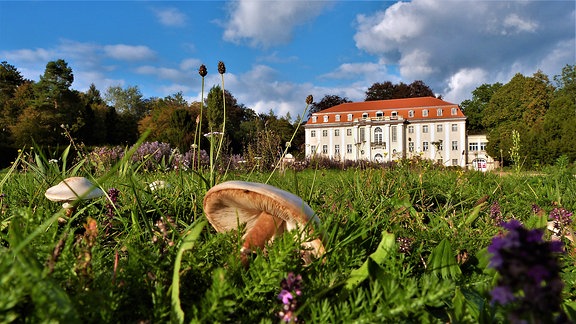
[1,1,574,119]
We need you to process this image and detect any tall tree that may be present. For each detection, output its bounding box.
[460,83,502,134]
[0,61,25,104]
[105,85,147,118]
[365,80,435,101]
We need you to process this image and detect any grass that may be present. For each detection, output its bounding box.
[0,149,575,323]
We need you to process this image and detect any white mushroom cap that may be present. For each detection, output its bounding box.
[203,180,325,264]
[45,177,105,205]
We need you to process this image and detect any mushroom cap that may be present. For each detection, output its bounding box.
[45,177,105,203]
[203,180,319,233]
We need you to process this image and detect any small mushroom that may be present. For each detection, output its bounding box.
[203,181,325,266]
[45,176,105,218]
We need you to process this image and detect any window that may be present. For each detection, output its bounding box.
[423,142,429,151]
[335,115,340,121]
[391,126,397,142]
[323,115,328,122]
[374,127,383,144]
[334,129,340,136]
[311,145,316,153]
[451,107,458,115]
[347,114,353,121]
[480,142,487,150]
[391,111,398,119]
[360,128,365,142]
[423,125,429,133]
[408,125,414,134]
[437,141,444,150]
[312,116,317,123]
[452,159,458,166]
[322,130,328,137]
[422,109,429,117]
[469,142,479,151]
[437,124,443,132]
[409,142,414,152]
[437,108,443,116]
[437,159,443,165]
[310,130,316,137]
[376,111,383,119]
[408,110,414,117]
[335,145,340,154]
[451,124,458,132]
[362,113,368,120]
[452,141,458,150]
[347,128,352,136]
[347,144,352,154]
[322,145,328,154]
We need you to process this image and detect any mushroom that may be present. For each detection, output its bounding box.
[203,181,325,266]
[45,176,105,218]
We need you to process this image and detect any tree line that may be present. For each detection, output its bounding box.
[1,59,574,168]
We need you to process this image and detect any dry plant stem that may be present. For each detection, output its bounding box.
[240,211,283,266]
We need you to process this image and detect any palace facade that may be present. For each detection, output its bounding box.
[304,97,468,166]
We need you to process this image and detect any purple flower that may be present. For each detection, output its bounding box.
[488,220,566,322]
[490,286,515,305]
[277,272,303,323]
[549,207,573,227]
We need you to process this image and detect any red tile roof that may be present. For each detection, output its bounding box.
[306,96,465,124]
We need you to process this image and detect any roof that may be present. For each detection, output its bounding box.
[306,96,465,125]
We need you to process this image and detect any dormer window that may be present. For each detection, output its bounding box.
[422,109,429,117]
[391,111,398,119]
[323,115,329,122]
[362,112,368,120]
[335,114,341,121]
[376,111,383,119]
[347,113,353,121]
[451,107,458,115]
[437,108,443,116]
[312,116,317,123]
[408,110,414,118]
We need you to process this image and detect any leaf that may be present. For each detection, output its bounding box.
[345,232,395,291]
[427,239,461,280]
[461,202,484,228]
[171,220,206,324]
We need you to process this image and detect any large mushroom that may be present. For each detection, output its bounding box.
[203,181,325,266]
[45,176,105,218]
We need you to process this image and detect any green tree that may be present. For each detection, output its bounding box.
[0,61,25,105]
[460,83,502,134]
[365,80,435,101]
[105,85,147,119]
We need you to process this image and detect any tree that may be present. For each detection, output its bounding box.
[105,85,147,118]
[483,72,553,165]
[365,80,435,101]
[0,61,25,104]
[307,94,351,119]
[460,83,502,134]
[35,59,74,109]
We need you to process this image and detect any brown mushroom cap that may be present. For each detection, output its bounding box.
[45,176,105,205]
[203,180,325,263]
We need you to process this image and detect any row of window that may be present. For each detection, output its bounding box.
[311,107,459,123]
[310,124,459,138]
[310,141,461,155]
[469,142,487,151]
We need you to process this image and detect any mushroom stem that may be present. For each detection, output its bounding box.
[240,211,283,266]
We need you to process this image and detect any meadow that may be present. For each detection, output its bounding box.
[0,143,575,324]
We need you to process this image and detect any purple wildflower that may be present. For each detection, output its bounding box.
[277,272,303,323]
[104,188,120,234]
[488,220,566,323]
[549,207,573,228]
[490,201,503,225]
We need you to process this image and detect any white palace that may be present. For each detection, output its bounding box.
[304,97,469,167]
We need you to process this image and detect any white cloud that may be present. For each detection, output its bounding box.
[353,0,575,103]
[223,0,330,47]
[443,68,488,103]
[1,48,55,62]
[104,44,156,61]
[152,7,187,27]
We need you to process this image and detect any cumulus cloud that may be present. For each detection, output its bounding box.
[152,7,187,27]
[104,44,156,61]
[353,0,575,103]
[223,0,330,47]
